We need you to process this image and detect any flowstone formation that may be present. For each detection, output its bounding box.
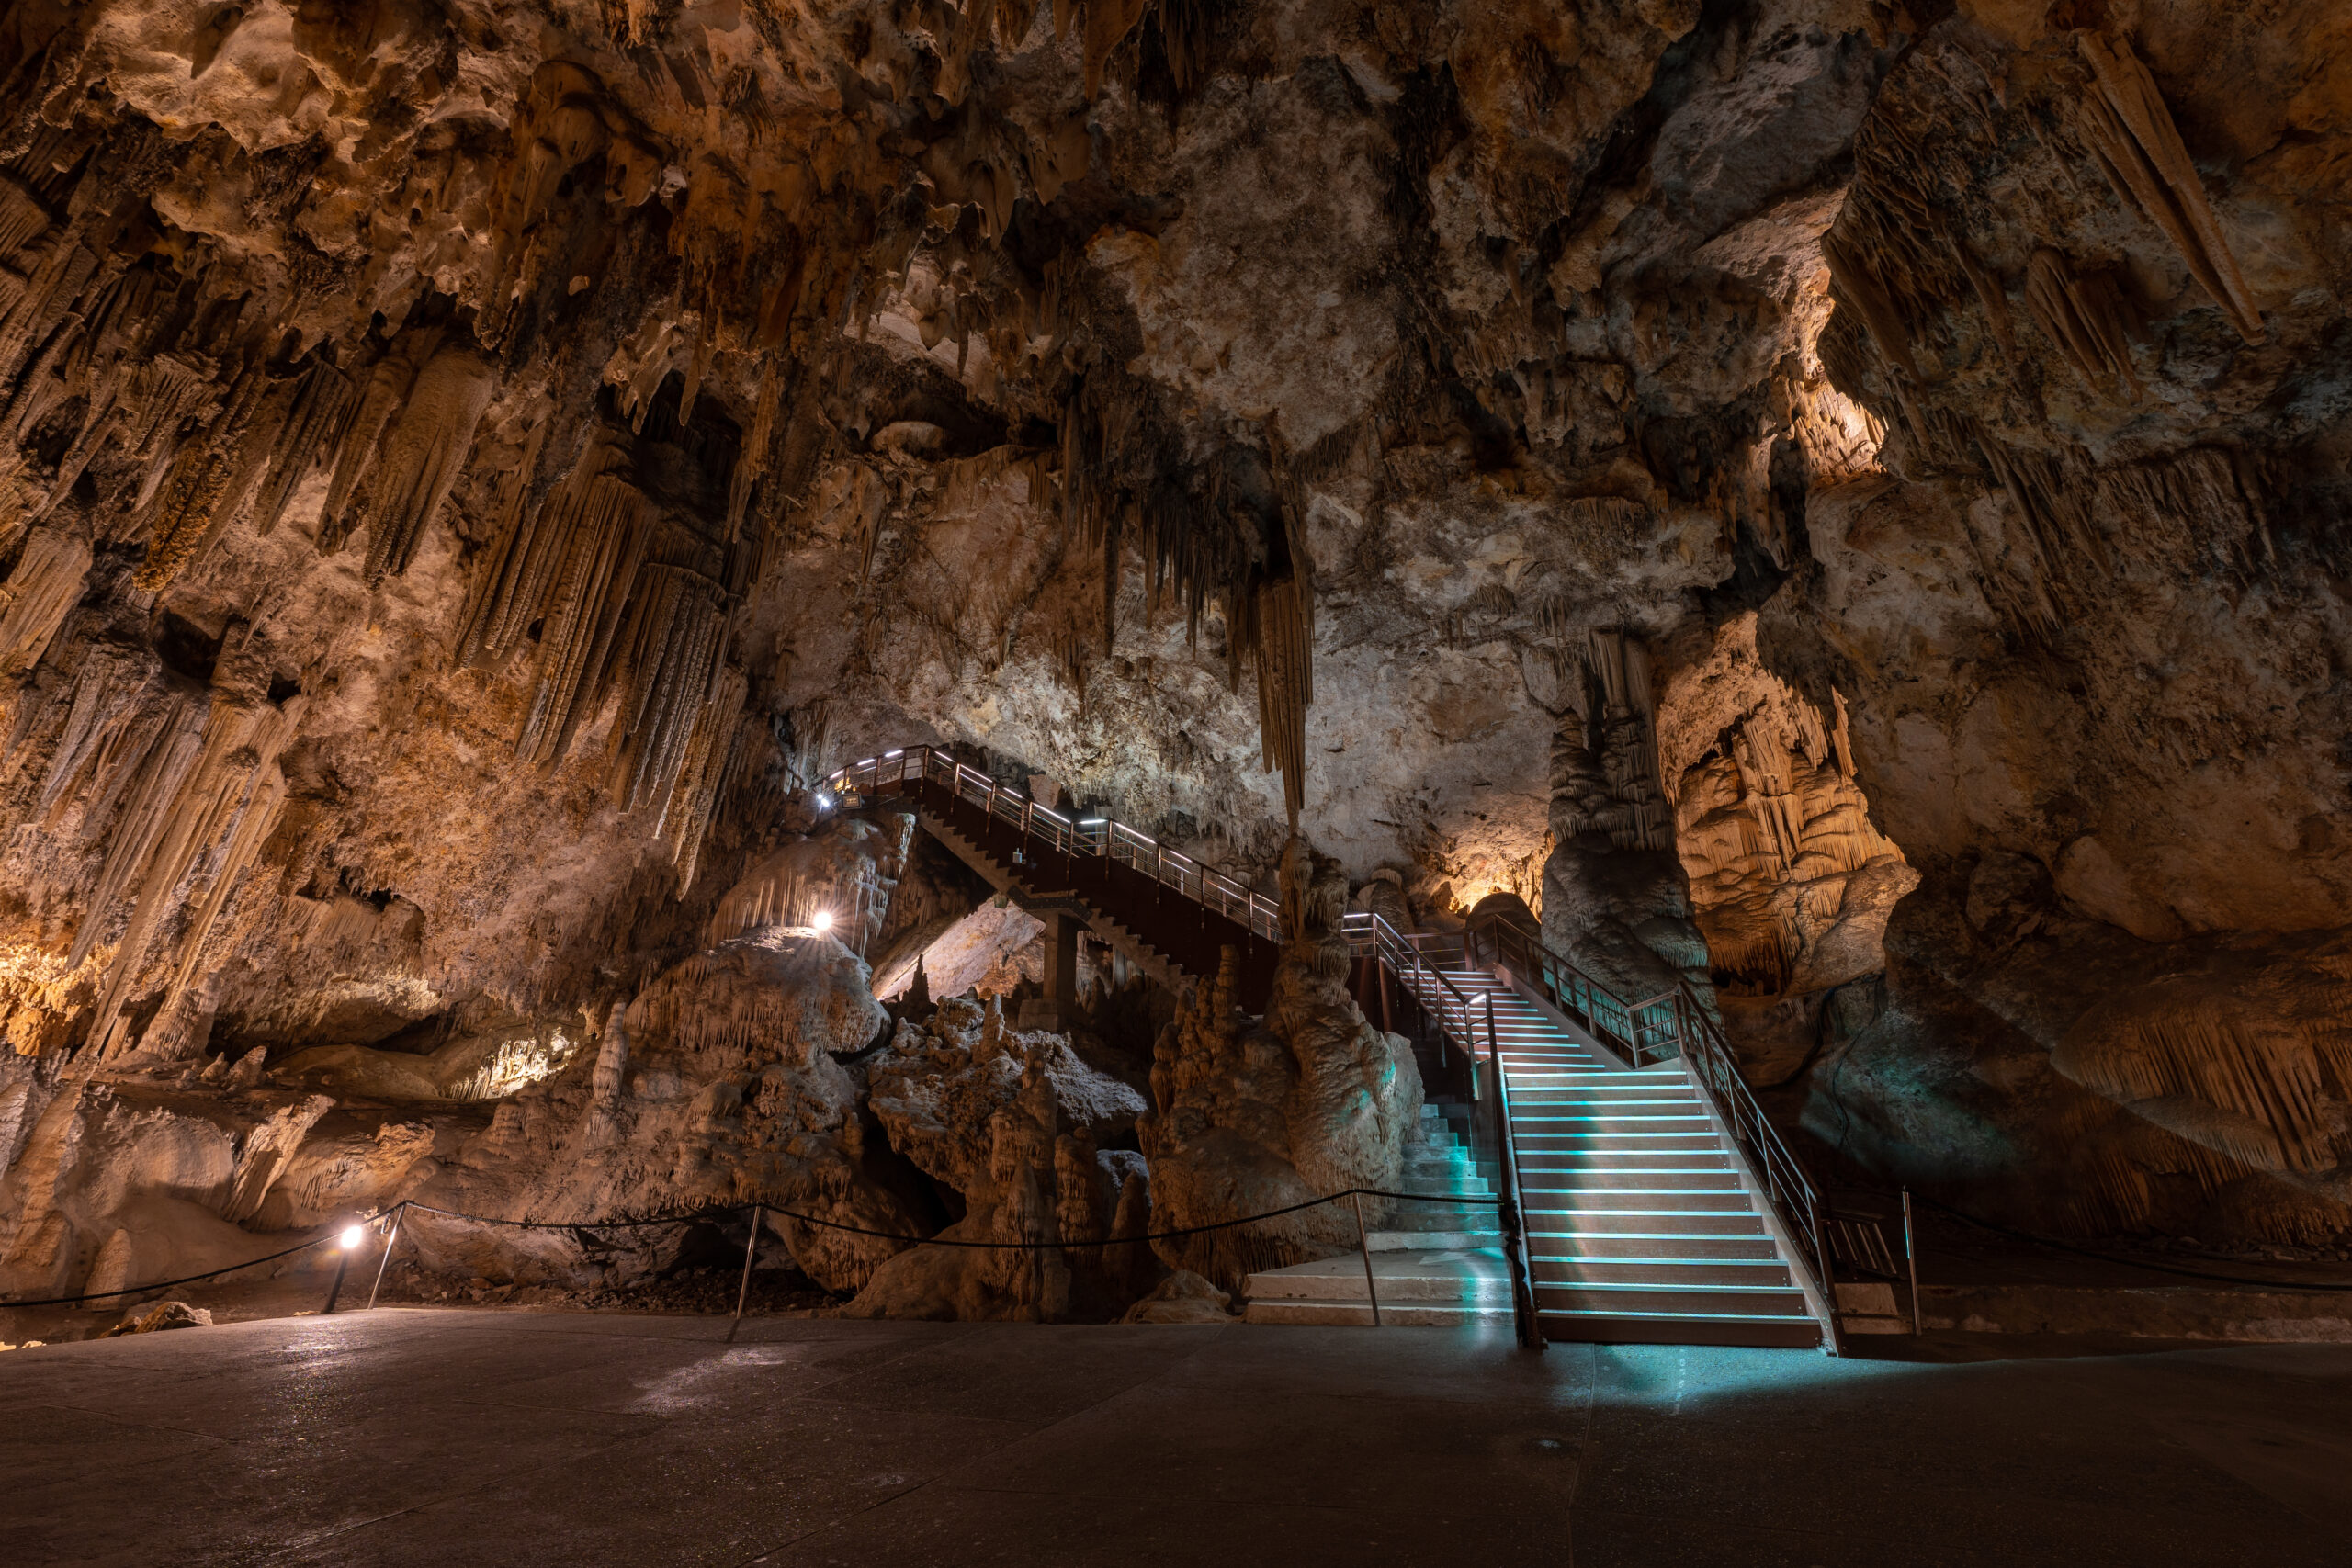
[0,0,2347,1312]
[1540,628,1716,1010]
[850,994,1157,1319]
[1141,837,1422,1291]
[401,926,922,1292]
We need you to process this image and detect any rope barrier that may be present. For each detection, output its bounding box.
[402,1186,1501,1251]
[0,1187,1499,1308]
[0,1230,347,1309]
[1910,1193,2352,1293]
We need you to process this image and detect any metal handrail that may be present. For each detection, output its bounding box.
[1458,910,1837,1340]
[1479,989,1544,1351]
[828,746,1831,1347]
[827,748,1285,942]
[1340,910,1540,1349]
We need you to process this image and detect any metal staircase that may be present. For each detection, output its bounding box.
[826,746,1843,1351]
[1419,969,1820,1347]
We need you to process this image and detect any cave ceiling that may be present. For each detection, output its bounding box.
[0,0,2344,1078]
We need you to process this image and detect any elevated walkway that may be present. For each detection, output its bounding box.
[833,749,1279,1013]
[827,747,1845,1350]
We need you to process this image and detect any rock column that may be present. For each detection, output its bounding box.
[1540,632,1717,1014]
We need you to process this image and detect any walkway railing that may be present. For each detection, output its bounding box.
[830,743,1831,1345]
[828,748,1283,942]
[1458,913,1838,1339]
[1344,910,1544,1349]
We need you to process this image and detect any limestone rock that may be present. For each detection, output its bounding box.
[1141,839,1424,1293]
[849,998,1155,1321]
[1121,1269,1238,1325]
[104,1300,213,1337]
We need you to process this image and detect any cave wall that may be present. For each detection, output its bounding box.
[1747,6,2352,1240]
[0,0,2339,1251]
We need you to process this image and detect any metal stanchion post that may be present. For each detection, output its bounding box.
[366,1203,408,1310]
[1903,1189,1923,1335]
[321,1222,362,1314]
[725,1205,763,1343]
[1351,1190,1383,1328]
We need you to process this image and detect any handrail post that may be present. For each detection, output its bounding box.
[1487,997,1544,1353]
[726,1203,763,1344]
[1902,1188,1922,1336]
[1810,1201,1844,1356]
[365,1201,407,1310]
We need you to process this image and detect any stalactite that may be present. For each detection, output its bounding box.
[1818,228,1930,446]
[607,565,729,812]
[1970,431,2105,642]
[74,694,305,1056]
[131,353,279,592]
[2022,248,2141,402]
[2075,32,2263,345]
[659,661,748,890]
[513,460,654,762]
[249,348,356,536]
[1554,632,1671,852]
[319,330,437,555]
[358,345,499,584]
[1942,221,2017,367]
[1255,573,1310,828]
[0,527,90,681]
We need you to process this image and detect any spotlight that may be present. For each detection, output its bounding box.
[816,791,832,810]
[812,909,834,932]
[340,1224,365,1251]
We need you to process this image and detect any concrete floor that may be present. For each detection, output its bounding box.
[3,1312,2348,1567]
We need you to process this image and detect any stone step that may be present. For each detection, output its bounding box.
[1532,1234,1780,1261]
[1513,1151,1730,1171]
[1521,1189,1756,1213]
[1521,1208,1769,1236]
[1534,1280,1813,1318]
[1245,1299,1517,1328]
[1510,1114,1715,1132]
[1243,1249,1514,1304]
[1508,1091,1701,1108]
[1513,1168,1743,1191]
[1531,1258,1793,1289]
[1401,1176,1496,1198]
[1381,1206,1503,1232]
[1367,1228,1500,1252]
[1515,1133,1722,1151]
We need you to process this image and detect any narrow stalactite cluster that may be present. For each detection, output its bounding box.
[1551,632,1668,855]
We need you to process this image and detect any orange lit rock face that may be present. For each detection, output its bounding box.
[0,0,2345,1295]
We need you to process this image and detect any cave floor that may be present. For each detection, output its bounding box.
[3,1310,2346,1568]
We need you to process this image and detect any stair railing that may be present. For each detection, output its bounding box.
[1478,990,1544,1351]
[1664,977,1839,1343]
[1342,910,1540,1348]
[830,747,1283,942]
[833,749,1826,1345]
[1464,915,1682,1065]
[1461,910,1838,1345]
